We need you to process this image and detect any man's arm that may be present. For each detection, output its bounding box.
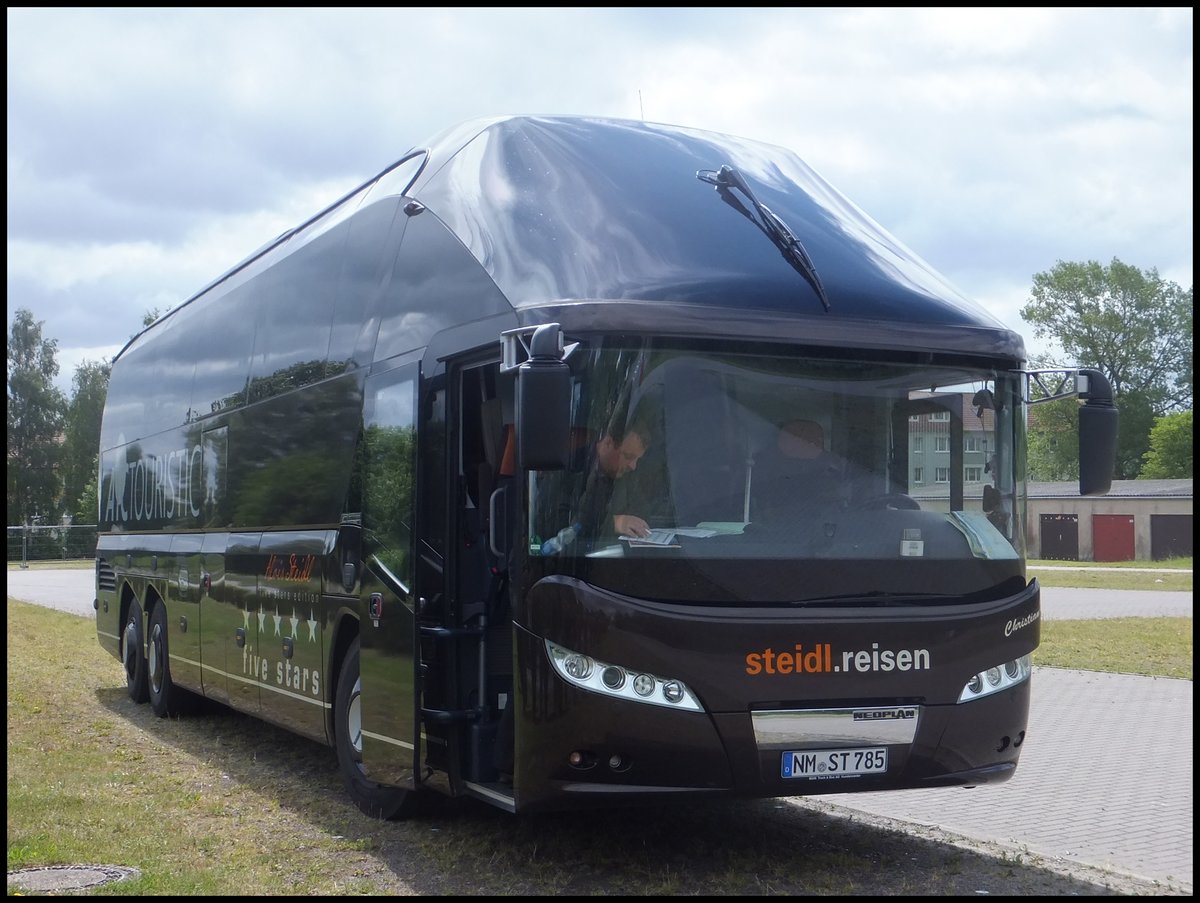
[613,514,651,538]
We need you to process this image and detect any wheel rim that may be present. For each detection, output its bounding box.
[123,616,138,679]
[149,621,164,695]
[347,677,364,760]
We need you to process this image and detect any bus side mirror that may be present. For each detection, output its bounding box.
[515,324,571,470]
[1077,368,1118,496]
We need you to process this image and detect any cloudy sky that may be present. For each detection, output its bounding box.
[7,7,1193,395]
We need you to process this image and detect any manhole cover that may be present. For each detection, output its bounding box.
[7,864,140,893]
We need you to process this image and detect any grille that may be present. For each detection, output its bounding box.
[97,559,117,592]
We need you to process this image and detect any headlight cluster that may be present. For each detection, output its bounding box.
[957,653,1032,703]
[546,641,703,711]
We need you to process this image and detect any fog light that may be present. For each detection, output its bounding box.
[609,754,623,769]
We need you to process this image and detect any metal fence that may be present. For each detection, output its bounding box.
[6,525,99,566]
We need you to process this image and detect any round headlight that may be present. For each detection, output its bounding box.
[633,673,655,697]
[985,667,1002,687]
[662,680,684,703]
[967,674,983,695]
[1004,659,1020,679]
[564,654,593,680]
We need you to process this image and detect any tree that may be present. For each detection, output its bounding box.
[1140,410,1193,479]
[1021,259,1193,479]
[61,359,111,521]
[7,308,67,524]
[1026,397,1078,482]
[76,455,101,523]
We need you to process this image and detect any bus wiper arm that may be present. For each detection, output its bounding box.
[697,164,832,312]
[790,592,948,607]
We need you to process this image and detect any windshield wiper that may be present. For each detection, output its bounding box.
[789,592,950,607]
[697,164,831,312]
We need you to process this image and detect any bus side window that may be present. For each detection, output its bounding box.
[363,371,418,594]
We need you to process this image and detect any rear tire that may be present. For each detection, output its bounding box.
[123,600,149,704]
[335,638,422,820]
[148,601,191,717]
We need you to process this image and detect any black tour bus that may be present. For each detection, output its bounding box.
[95,114,1117,819]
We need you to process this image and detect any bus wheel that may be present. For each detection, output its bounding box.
[148,602,187,717]
[123,600,149,704]
[335,638,422,820]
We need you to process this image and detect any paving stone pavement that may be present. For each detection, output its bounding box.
[796,667,1192,894]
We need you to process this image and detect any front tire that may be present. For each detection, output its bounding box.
[123,600,149,704]
[335,638,422,820]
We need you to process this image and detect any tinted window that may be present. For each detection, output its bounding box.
[363,368,418,595]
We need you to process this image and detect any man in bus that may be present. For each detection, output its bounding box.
[538,410,656,553]
[751,418,845,522]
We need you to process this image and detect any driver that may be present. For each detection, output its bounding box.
[751,419,844,522]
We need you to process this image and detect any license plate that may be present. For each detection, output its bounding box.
[781,747,888,779]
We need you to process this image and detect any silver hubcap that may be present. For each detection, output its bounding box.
[348,677,363,756]
[149,623,163,693]
[123,618,138,675]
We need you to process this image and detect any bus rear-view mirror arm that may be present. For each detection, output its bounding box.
[1022,366,1118,497]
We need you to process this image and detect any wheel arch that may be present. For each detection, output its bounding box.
[144,583,166,615]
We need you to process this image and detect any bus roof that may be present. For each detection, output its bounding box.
[122,114,1024,362]
[410,115,1023,357]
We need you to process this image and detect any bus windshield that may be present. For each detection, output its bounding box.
[528,341,1027,606]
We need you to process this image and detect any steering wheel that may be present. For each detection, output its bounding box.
[856,493,921,511]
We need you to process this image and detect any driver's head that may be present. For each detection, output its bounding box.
[596,429,648,479]
[777,419,825,460]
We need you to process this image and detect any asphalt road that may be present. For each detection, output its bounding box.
[6,567,1193,894]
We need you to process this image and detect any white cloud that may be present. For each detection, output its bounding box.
[6,7,1192,396]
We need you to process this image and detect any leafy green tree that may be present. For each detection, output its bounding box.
[1021,259,1193,479]
[76,456,101,523]
[1026,397,1078,482]
[1140,410,1193,479]
[61,360,111,522]
[7,309,67,524]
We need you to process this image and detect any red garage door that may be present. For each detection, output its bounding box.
[1093,514,1135,562]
